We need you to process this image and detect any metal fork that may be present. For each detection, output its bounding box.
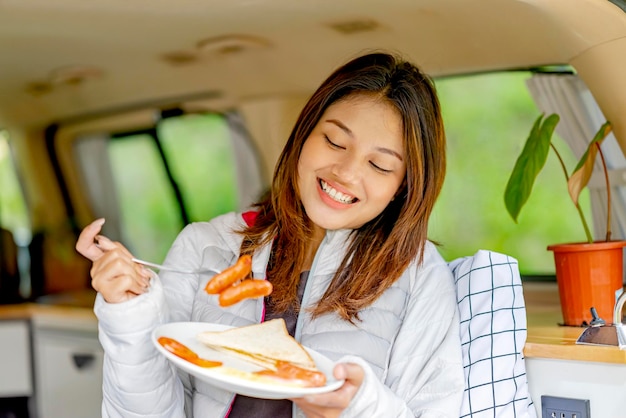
[132,258,221,275]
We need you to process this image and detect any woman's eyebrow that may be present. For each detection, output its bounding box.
[327,119,353,137]
[326,118,403,162]
[377,147,403,162]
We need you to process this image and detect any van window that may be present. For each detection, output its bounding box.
[106,131,185,261]
[0,130,30,243]
[429,71,591,276]
[0,130,30,300]
[72,111,264,263]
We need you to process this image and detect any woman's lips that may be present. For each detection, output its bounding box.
[318,179,358,205]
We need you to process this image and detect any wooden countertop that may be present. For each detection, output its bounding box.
[0,293,97,332]
[523,281,626,364]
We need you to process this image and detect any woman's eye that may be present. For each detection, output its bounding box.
[370,161,392,173]
[324,135,345,149]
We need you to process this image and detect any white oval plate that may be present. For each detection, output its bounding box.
[152,322,344,399]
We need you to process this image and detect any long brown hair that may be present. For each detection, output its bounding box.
[240,51,446,321]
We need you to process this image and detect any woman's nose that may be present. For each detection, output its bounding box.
[331,153,362,183]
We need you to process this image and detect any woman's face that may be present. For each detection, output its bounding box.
[297,94,406,231]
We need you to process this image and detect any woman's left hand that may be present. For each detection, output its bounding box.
[291,362,364,418]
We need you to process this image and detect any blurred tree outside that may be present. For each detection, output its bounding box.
[159,113,238,222]
[0,130,30,299]
[429,72,591,275]
[0,130,30,244]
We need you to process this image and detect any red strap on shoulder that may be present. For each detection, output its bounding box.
[242,210,259,227]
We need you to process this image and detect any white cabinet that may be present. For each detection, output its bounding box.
[0,305,102,418]
[0,320,32,397]
[32,328,103,418]
[526,357,626,417]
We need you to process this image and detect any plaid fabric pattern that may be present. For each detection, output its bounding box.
[449,250,537,418]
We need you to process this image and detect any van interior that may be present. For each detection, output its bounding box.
[1,0,626,417]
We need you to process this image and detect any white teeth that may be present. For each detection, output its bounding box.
[320,180,355,204]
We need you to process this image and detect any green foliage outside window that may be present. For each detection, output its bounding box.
[0,130,30,245]
[429,72,592,275]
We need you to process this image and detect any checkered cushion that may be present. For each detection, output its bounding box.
[449,250,537,418]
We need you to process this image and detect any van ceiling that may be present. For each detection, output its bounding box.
[0,0,625,128]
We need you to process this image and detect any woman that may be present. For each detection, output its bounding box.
[76,51,464,417]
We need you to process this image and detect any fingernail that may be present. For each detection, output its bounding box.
[142,268,153,279]
[93,218,105,226]
[96,235,110,243]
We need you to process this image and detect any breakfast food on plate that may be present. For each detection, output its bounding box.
[197,319,327,387]
[158,336,222,368]
[204,255,273,307]
[198,319,315,369]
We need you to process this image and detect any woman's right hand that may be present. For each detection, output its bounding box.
[76,218,151,303]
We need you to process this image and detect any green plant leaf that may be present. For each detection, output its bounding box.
[567,121,612,205]
[504,113,560,222]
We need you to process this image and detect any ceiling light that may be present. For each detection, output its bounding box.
[196,35,271,55]
[161,51,198,66]
[49,65,103,86]
[328,19,381,35]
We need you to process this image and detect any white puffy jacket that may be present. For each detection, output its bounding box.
[94,211,464,418]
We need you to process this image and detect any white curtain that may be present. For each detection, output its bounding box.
[73,134,123,241]
[526,74,626,242]
[225,111,268,209]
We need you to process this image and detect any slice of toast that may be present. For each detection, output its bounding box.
[197,319,316,371]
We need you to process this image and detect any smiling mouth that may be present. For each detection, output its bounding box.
[319,179,358,204]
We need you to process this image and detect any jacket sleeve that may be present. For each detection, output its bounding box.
[94,218,240,418]
[339,262,465,418]
[95,274,188,418]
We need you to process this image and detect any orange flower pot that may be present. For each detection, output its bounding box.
[548,241,626,327]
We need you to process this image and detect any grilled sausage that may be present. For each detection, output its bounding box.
[158,336,222,367]
[218,279,273,307]
[204,254,252,294]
